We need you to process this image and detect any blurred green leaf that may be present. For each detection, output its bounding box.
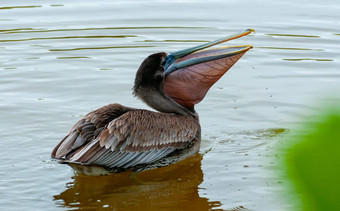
[284,108,340,211]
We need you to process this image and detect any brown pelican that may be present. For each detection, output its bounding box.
[52,29,254,175]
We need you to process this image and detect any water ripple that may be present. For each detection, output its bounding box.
[0,5,42,10]
[49,45,156,51]
[257,46,323,51]
[266,33,320,38]
[0,35,137,43]
[0,26,207,34]
[283,58,333,61]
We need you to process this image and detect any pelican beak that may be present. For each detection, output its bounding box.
[164,29,254,76]
[163,29,254,109]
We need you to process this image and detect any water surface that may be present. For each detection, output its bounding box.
[1,0,340,210]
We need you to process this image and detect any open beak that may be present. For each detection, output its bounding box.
[163,29,254,109]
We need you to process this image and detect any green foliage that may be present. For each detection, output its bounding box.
[284,108,340,211]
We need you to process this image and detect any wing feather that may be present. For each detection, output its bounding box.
[92,150,115,164]
[53,107,200,170]
[87,147,107,163]
[52,103,132,159]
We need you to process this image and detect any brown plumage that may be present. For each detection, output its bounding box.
[52,103,200,172]
[52,29,253,175]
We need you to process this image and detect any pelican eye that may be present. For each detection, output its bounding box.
[161,58,166,67]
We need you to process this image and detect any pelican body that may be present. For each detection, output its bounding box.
[51,29,254,175]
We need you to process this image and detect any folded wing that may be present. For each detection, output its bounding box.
[52,105,200,169]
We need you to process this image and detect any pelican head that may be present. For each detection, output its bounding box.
[134,52,167,94]
[134,29,254,116]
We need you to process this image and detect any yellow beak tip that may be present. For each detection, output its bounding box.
[248,28,256,34]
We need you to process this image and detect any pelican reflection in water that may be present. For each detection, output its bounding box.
[51,29,254,175]
[54,155,224,210]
